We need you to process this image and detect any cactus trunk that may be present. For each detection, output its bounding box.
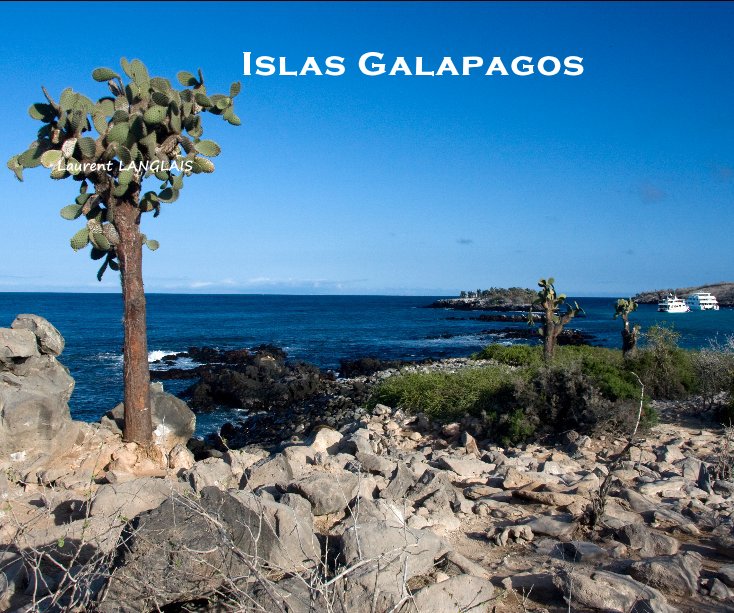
[621,317,638,356]
[115,199,152,444]
[544,313,559,361]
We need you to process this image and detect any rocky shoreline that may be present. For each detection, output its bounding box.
[3,315,734,612]
[148,330,595,451]
[427,297,533,311]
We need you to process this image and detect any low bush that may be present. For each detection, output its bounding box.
[515,362,655,437]
[368,366,517,422]
[477,344,640,402]
[372,327,734,446]
[626,325,698,399]
[474,343,543,368]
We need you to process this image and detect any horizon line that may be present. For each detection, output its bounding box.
[0,289,651,298]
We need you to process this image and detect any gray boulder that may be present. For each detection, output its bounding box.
[11,314,65,356]
[242,454,294,491]
[168,443,195,471]
[0,327,39,364]
[248,575,333,613]
[708,577,734,601]
[614,523,679,557]
[380,461,416,501]
[289,470,358,515]
[436,455,495,478]
[353,451,396,478]
[230,490,320,570]
[101,486,318,612]
[349,498,407,528]
[405,575,495,612]
[340,520,449,599]
[628,552,702,597]
[101,382,195,451]
[279,492,314,525]
[91,476,189,520]
[553,569,677,612]
[717,563,734,587]
[556,540,608,564]
[185,457,235,492]
[340,428,372,455]
[524,514,576,540]
[0,349,75,457]
[407,469,462,512]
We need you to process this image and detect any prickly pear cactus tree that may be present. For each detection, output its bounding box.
[8,58,241,444]
[614,298,640,357]
[527,277,583,361]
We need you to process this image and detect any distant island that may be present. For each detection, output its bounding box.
[633,281,734,307]
[427,287,536,311]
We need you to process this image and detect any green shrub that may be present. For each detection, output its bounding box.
[627,325,697,399]
[375,328,734,447]
[369,366,517,422]
[478,337,703,403]
[514,362,608,435]
[497,408,536,447]
[474,343,543,368]
[515,361,655,437]
[561,347,640,402]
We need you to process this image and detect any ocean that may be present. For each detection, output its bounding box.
[1,293,732,436]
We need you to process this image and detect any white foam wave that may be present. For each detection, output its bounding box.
[393,334,497,348]
[95,352,123,365]
[93,350,199,371]
[149,350,178,363]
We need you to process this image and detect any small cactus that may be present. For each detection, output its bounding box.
[528,277,583,361]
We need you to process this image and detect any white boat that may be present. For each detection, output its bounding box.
[685,291,720,311]
[657,294,690,313]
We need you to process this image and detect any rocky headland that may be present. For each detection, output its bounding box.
[3,315,734,612]
[633,282,734,307]
[426,287,537,312]
[428,298,534,312]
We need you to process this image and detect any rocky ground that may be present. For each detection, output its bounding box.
[3,316,734,612]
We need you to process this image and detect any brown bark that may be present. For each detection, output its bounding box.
[543,329,557,362]
[114,199,152,444]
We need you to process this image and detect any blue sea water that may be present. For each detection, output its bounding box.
[1,293,732,436]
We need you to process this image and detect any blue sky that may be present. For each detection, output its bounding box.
[1,1,732,295]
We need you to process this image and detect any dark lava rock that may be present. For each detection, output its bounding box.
[339,356,426,377]
[492,327,595,346]
[214,376,372,450]
[190,363,320,413]
[426,299,533,312]
[181,347,322,414]
[153,344,381,451]
[475,313,542,323]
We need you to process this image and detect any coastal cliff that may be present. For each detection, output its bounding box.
[633,282,734,307]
